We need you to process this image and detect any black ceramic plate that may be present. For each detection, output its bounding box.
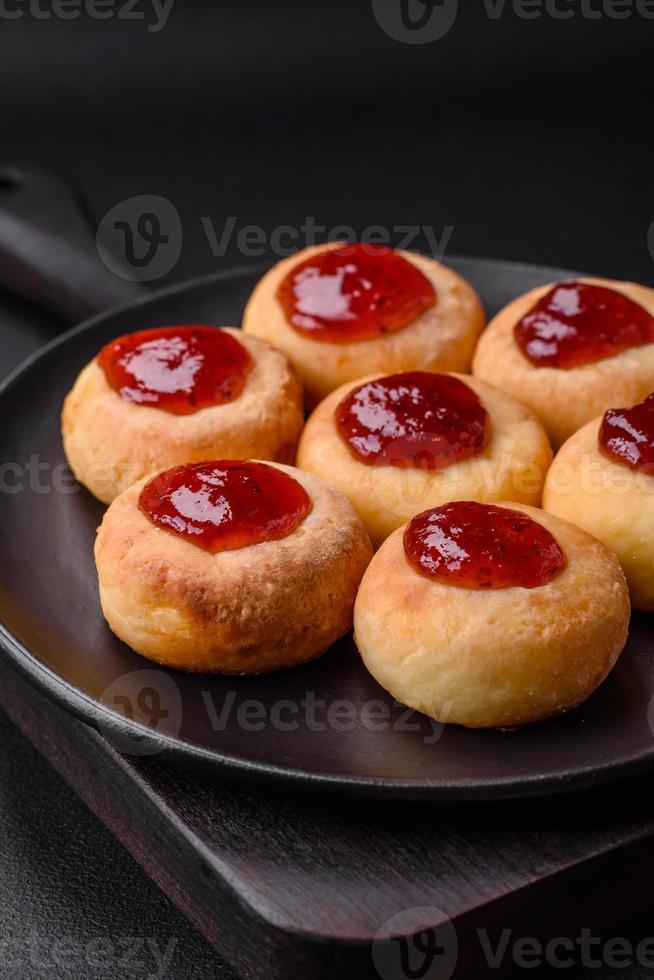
[1,256,654,802]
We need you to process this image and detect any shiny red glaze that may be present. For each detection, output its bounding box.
[139,461,312,553]
[335,372,488,469]
[599,392,654,473]
[514,281,654,369]
[276,243,436,343]
[97,326,252,415]
[404,501,566,589]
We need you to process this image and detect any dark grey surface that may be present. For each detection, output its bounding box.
[0,707,235,980]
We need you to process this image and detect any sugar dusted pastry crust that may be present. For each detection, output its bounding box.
[95,463,373,674]
[62,329,304,504]
[296,373,552,548]
[242,244,486,406]
[354,503,629,729]
[543,417,654,611]
[472,277,654,448]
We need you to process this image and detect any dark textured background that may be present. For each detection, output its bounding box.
[2,0,653,287]
[1,1,653,977]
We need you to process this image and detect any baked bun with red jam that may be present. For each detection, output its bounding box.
[95,460,373,673]
[354,501,629,728]
[472,277,654,447]
[62,325,304,504]
[242,242,485,406]
[543,392,654,610]
[296,371,551,547]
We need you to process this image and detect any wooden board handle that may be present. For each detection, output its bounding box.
[0,167,147,324]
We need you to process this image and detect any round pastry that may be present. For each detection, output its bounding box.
[543,393,654,610]
[62,325,304,504]
[95,459,373,673]
[354,501,629,729]
[472,277,654,447]
[296,370,552,547]
[242,242,485,406]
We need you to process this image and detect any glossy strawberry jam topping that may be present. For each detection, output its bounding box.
[139,461,312,553]
[599,393,654,473]
[404,501,566,589]
[276,243,436,343]
[335,372,488,469]
[97,326,251,415]
[514,281,654,369]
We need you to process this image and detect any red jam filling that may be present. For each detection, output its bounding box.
[335,372,488,469]
[404,501,566,589]
[276,243,436,343]
[97,325,251,415]
[599,393,654,473]
[139,461,312,553]
[514,281,654,369]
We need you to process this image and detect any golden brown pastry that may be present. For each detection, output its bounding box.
[543,393,654,610]
[296,371,552,547]
[242,242,485,406]
[95,459,373,674]
[354,501,629,728]
[472,277,654,447]
[62,325,304,504]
